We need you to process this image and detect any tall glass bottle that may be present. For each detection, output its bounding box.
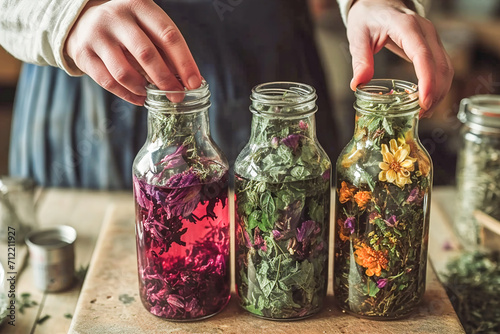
[234,82,331,320]
[334,79,432,319]
[133,82,230,320]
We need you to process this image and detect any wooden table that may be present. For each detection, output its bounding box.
[0,188,465,333]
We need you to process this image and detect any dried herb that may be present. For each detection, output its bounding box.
[334,88,432,319]
[134,172,229,320]
[444,251,500,334]
[37,314,50,324]
[75,264,89,283]
[64,313,73,319]
[455,132,500,247]
[235,112,331,319]
[17,292,38,314]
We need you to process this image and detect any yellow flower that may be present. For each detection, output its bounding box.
[378,139,416,188]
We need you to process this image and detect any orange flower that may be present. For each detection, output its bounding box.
[338,181,356,204]
[337,219,350,242]
[354,191,372,210]
[354,243,389,277]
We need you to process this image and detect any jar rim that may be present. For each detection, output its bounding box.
[250,81,318,117]
[458,95,500,128]
[144,79,211,113]
[354,79,420,116]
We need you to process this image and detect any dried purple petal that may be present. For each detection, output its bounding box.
[385,215,398,227]
[281,134,301,153]
[296,220,317,242]
[407,187,419,203]
[299,120,309,130]
[272,229,282,239]
[159,145,187,169]
[344,217,355,234]
[322,169,330,181]
[377,278,388,289]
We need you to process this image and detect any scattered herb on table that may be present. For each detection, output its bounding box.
[444,251,500,334]
[17,292,38,314]
[118,294,135,305]
[75,264,89,283]
[235,111,331,319]
[64,313,73,319]
[335,87,432,319]
[37,314,50,325]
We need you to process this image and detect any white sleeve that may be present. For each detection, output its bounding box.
[0,0,90,76]
[336,0,428,25]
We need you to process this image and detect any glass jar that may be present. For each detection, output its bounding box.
[0,176,37,243]
[334,79,433,319]
[133,82,230,321]
[234,82,331,320]
[455,95,500,249]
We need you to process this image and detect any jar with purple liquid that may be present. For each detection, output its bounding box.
[133,81,230,321]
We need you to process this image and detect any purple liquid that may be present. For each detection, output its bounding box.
[134,174,230,320]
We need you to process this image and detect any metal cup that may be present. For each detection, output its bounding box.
[25,225,77,292]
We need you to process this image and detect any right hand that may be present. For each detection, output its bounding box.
[65,0,202,105]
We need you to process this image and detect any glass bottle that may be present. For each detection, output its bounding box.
[455,95,500,249]
[234,82,331,320]
[0,176,37,243]
[133,81,230,321]
[0,261,7,326]
[334,79,432,319]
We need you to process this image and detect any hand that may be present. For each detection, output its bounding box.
[347,0,454,117]
[65,0,202,105]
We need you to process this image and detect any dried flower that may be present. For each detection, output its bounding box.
[281,134,301,153]
[354,191,372,210]
[338,181,356,204]
[385,215,398,227]
[322,169,330,181]
[296,220,318,242]
[343,217,355,234]
[299,120,309,130]
[159,145,187,170]
[337,219,351,242]
[407,140,431,177]
[341,145,363,168]
[377,278,388,289]
[379,139,416,188]
[271,137,279,149]
[354,243,389,277]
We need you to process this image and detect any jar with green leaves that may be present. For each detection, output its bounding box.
[455,95,500,249]
[334,79,432,319]
[234,82,331,320]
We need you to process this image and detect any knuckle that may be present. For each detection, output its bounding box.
[99,77,118,92]
[136,46,156,64]
[113,68,130,83]
[159,26,183,46]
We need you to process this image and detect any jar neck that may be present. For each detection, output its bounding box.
[248,81,318,143]
[353,79,420,142]
[144,82,211,145]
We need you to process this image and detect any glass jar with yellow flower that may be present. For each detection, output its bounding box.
[334,79,432,319]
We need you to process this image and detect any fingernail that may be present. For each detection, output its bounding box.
[350,78,356,91]
[187,75,201,90]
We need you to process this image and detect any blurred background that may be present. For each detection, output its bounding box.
[0,0,499,184]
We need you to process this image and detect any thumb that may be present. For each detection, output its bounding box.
[348,29,375,91]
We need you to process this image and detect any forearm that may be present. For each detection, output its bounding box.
[0,0,89,75]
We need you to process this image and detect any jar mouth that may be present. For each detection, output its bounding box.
[250,81,318,117]
[144,79,211,113]
[354,79,420,116]
[458,95,500,129]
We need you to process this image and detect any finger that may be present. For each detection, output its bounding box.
[384,40,411,62]
[347,26,376,91]
[387,13,436,111]
[118,24,185,93]
[81,51,146,106]
[94,45,148,96]
[132,1,202,90]
[417,17,454,117]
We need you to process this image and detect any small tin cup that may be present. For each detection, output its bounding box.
[25,225,77,292]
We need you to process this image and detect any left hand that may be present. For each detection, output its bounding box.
[347,0,454,117]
